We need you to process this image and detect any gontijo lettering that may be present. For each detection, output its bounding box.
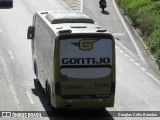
[62,58,110,64]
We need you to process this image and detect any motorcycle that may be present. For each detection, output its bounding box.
[99,0,107,12]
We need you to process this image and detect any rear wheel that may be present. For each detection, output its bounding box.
[102,7,105,12]
[46,82,51,105]
[46,82,55,110]
[34,61,39,83]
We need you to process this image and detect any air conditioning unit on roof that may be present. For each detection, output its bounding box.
[46,11,94,24]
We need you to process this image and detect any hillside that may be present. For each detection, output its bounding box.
[116,0,160,68]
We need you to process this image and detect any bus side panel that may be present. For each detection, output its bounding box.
[33,15,55,91]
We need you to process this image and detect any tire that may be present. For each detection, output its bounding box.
[46,82,55,110]
[34,61,39,83]
[46,82,50,105]
[33,61,37,75]
[102,7,105,12]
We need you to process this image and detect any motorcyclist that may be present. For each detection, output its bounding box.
[99,0,107,8]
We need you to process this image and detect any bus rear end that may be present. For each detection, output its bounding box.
[55,34,116,108]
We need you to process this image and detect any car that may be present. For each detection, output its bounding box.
[0,0,13,6]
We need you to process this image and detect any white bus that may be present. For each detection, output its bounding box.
[27,10,116,109]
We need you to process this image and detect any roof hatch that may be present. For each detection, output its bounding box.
[46,11,94,24]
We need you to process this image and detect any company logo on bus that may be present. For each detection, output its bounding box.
[62,58,110,65]
[72,39,97,51]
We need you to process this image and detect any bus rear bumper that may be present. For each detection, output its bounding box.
[53,95,115,109]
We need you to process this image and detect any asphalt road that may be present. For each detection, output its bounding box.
[0,0,160,120]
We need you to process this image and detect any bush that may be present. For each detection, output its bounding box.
[116,0,160,67]
[139,14,160,37]
[146,28,160,59]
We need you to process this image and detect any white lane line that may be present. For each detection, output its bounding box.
[124,54,130,58]
[146,72,160,85]
[115,45,120,49]
[134,62,141,67]
[1,53,20,105]
[140,67,146,72]
[26,91,34,104]
[112,0,147,64]
[129,58,135,62]
[0,28,1,33]
[119,50,124,53]
[116,41,137,60]
[8,51,15,59]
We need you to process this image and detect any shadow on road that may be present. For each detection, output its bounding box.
[31,79,51,111]
[101,11,110,15]
[32,79,114,120]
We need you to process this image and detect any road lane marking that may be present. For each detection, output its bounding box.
[117,44,149,75]
[118,43,159,84]
[129,58,135,62]
[146,72,160,84]
[115,45,120,49]
[22,0,35,13]
[134,62,141,67]
[64,0,81,11]
[8,51,15,59]
[124,54,130,58]
[0,53,20,106]
[140,67,146,72]
[0,28,1,33]
[112,0,147,65]
[119,50,124,53]
[116,41,137,59]
[26,91,34,104]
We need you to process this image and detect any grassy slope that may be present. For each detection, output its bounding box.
[116,0,160,68]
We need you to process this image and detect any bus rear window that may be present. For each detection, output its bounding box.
[60,38,113,79]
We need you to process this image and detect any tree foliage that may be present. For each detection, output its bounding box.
[116,0,160,64]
